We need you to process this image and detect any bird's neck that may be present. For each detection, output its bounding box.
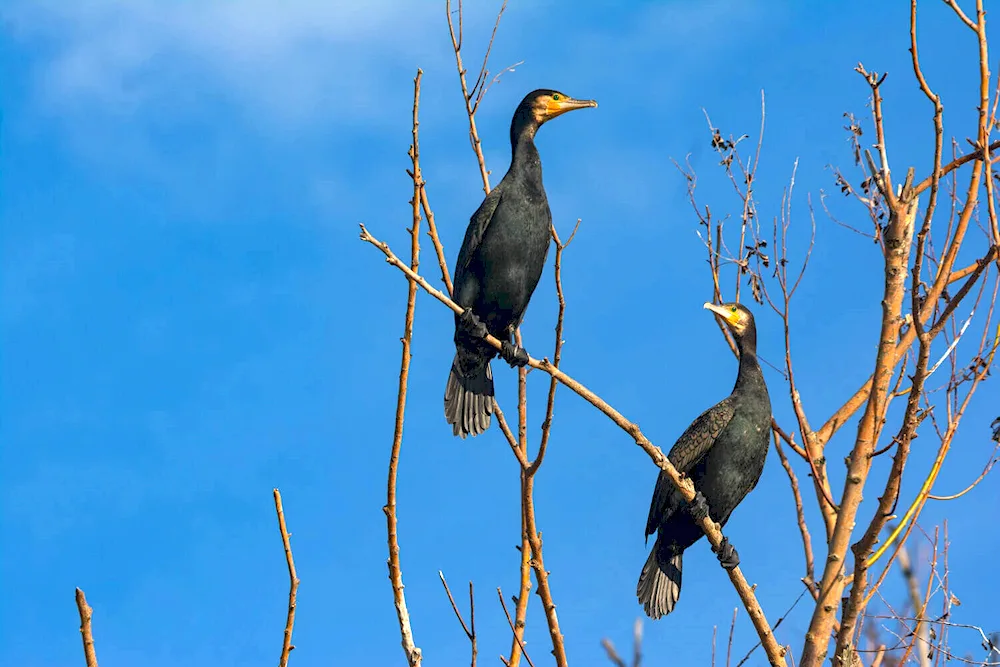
[734,341,766,396]
[510,117,542,179]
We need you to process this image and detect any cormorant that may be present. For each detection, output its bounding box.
[637,302,772,619]
[444,89,597,439]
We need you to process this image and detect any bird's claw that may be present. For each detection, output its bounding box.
[688,491,710,523]
[712,536,740,570]
[460,309,489,340]
[500,341,530,368]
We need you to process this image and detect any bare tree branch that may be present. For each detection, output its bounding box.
[499,587,535,667]
[774,431,816,586]
[384,70,426,667]
[75,588,99,667]
[273,489,300,667]
[439,572,477,666]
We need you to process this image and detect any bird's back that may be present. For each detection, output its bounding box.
[650,384,770,552]
[468,169,552,333]
[694,395,770,526]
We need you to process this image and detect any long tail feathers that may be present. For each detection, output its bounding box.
[444,355,494,438]
[636,546,682,620]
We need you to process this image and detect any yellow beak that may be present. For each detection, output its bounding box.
[704,302,738,325]
[546,96,598,120]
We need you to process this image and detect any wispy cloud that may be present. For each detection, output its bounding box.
[3,0,447,127]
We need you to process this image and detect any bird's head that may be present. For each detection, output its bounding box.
[704,301,756,342]
[518,89,598,126]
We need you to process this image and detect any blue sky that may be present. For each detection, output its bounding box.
[2,1,998,665]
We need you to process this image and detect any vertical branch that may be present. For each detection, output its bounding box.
[894,537,932,667]
[834,39,938,647]
[509,329,533,667]
[897,529,940,666]
[523,495,567,667]
[512,221,580,667]
[803,65,919,667]
[508,524,532,667]
[75,588,99,667]
[776,173,837,542]
[530,220,580,476]
[975,0,1000,252]
[385,69,426,667]
[442,12,542,654]
[469,582,478,667]
[273,490,300,667]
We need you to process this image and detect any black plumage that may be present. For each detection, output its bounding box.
[637,302,772,619]
[444,89,597,439]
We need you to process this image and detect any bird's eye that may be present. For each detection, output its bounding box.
[552,94,561,101]
[730,306,737,313]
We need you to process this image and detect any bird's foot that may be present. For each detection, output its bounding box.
[459,309,489,340]
[688,491,710,523]
[500,340,530,368]
[712,536,740,570]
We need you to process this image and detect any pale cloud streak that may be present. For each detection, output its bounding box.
[3,0,761,130]
[3,0,447,127]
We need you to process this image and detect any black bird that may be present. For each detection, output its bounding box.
[444,89,597,439]
[637,302,772,619]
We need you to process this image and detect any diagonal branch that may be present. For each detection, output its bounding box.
[358,223,788,667]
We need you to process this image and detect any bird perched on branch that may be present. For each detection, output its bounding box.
[444,89,597,439]
[637,302,772,619]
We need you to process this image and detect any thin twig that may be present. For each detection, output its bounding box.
[633,617,643,667]
[895,537,932,667]
[439,572,477,666]
[727,608,738,667]
[470,0,512,113]
[75,588,99,667]
[273,489,300,667]
[419,187,453,296]
[469,582,478,667]
[446,0,504,194]
[736,588,809,667]
[601,639,627,667]
[928,439,1000,499]
[773,432,815,585]
[499,587,536,667]
[943,0,977,31]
